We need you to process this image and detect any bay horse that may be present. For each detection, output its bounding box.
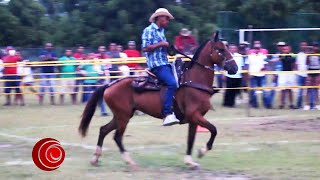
[79,32,238,169]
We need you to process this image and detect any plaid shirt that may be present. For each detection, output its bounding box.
[142,23,168,69]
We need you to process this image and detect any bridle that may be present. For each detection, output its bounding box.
[209,38,234,70]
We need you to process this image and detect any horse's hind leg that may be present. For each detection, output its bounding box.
[113,116,137,167]
[90,119,116,166]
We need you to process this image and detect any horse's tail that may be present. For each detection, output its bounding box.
[79,84,109,137]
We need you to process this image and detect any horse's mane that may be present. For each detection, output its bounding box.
[192,39,210,63]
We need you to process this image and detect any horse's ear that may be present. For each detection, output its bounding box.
[214,31,219,42]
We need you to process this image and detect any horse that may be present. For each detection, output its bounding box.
[78,32,238,169]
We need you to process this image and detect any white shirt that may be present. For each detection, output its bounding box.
[0,59,3,77]
[246,53,267,77]
[226,52,243,78]
[296,52,307,77]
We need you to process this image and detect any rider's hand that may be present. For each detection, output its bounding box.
[161,41,169,47]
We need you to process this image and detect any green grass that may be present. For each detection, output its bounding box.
[0,94,320,179]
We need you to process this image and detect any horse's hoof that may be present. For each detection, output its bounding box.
[129,164,140,171]
[189,164,200,170]
[186,162,200,170]
[90,159,99,167]
[197,147,207,159]
[198,149,205,158]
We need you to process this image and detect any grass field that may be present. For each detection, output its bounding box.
[0,93,320,180]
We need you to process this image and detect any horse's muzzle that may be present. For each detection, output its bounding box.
[224,59,238,75]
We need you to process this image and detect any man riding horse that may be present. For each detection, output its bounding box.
[142,8,179,126]
[79,8,238,169]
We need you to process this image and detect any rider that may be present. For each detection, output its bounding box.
[142,8,179,126]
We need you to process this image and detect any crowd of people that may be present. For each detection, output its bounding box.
[221,40,320,110]
[0,28,319,111]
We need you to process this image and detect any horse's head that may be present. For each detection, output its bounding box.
[208,32,238,75]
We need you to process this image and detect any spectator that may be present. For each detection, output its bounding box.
[249,40,269,55]
[304,42,320,110]
[117,45,130,76]
[73,46,86,103]
[246,44,268,108]
[277,45,296,109]
[215,41,228,89]
[0,58,3,78]
[73,46,86,59]
[39,43,57,105]
[295,41,308,109]
[223,44,244,107]
[239,41,250,94]
[174,28,198,55]
[123,41,141,73]
[107,43,121,81]
[19,59,37,94]
[79,53,102,102]
[96,46,109,116]
[58,49,77,105]
[265,41,286,109]
[2,46,22,106]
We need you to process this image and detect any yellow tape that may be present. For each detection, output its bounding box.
[2,53,319,66]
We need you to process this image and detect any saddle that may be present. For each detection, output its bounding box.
[132,58,186,93]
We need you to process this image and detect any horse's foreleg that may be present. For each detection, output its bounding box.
[195,115,217,158]
[91,119,116,166]
[184,122,200,169]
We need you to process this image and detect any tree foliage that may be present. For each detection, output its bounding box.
[0,0,318,47]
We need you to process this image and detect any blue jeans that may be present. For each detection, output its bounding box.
[83,82,107,114]
[83,83,96,102]
[308,88,318,108]
[216,74,224,88]
[296,75,306,108]
[249,76,267,108]
[264,75,278,108]
[151,65,178,116]
[3,75,21,94]
[39,74,55,96]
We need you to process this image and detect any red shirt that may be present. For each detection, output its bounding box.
[73,53,85,59]
[174,35,197,53]
[123,49,141,68]
[2,55,21,75]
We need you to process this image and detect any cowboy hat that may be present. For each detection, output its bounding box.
[180,28,191,36]
[276,41,286,46]
[149,8,174,22]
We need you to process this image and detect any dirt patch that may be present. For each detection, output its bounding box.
[256,118,320,132]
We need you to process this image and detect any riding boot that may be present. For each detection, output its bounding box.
[50,96,55,105]
[60,95,64,105]
[3,95,11,106]
[38,95,44,105]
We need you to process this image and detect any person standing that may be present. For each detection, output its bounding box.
[2,46,21,106]
[142,8,179,126]
[58,49,77,105]
[304,42,320,110]
[2,46,22,106]
[295,41,308,109]
[123,41,141,74]
[73,46,86,103]
[174,28,198,55]
[223,44,244,107]
[39,43,57,105]
[246,44,268,108]
[79,53,102,102]
[96,46,109,116]
[277,45,296,109]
